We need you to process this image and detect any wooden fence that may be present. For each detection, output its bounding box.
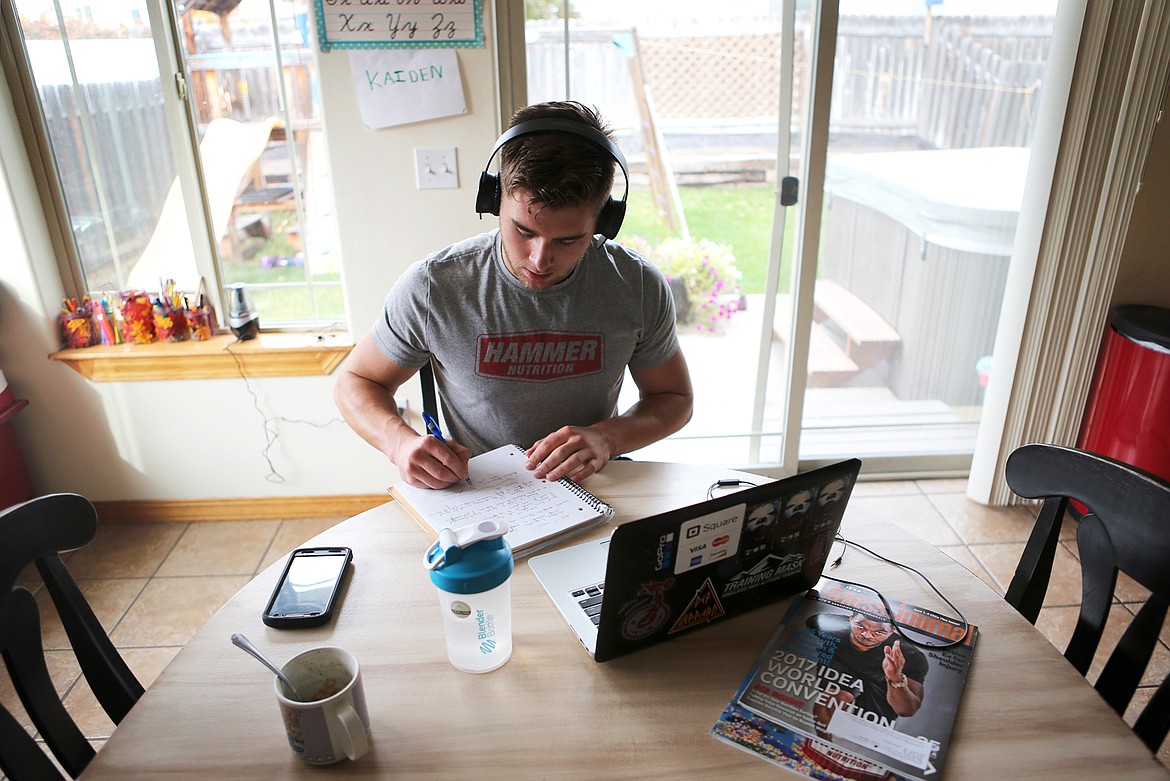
[39,50,313,287]
[38,80,174,285]
[527,13,1053,151]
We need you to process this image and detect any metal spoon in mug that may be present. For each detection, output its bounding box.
[230,633,306,701]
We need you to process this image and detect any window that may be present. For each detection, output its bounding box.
[5,0,343,329]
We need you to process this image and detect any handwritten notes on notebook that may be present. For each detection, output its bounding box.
[389,444,612,556]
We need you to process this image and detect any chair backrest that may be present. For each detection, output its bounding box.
[0,494,145,780]
[419,360,439,421]
[1004,443,1170,753]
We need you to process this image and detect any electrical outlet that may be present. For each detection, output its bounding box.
[414,147,459,189]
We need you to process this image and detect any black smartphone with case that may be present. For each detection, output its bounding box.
[262,547,353,628]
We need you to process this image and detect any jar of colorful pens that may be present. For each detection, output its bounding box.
[57,279,218,350]
[154,279,219,342]
[59,294,121,348]
[151,289,189,343]
[186,300,216,341]
[120,291,156,344]
[59,297,95,348]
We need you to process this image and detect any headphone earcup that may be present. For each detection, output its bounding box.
[595,198,625,240]
[476,171,502,216]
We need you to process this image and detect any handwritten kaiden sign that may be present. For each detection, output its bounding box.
[349,48,467,128]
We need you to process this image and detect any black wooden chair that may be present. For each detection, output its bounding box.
[419,360,439,422]
[1004,443,1170,752]
[0,493,145,780]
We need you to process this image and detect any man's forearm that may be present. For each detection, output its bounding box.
[885,678,923,717]
[334,372,416,461]
[593,389,693,457]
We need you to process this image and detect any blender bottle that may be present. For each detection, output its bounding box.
[424,520,513,673]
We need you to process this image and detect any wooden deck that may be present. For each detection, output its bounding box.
[799,387,980,460]
[622,294,979,467]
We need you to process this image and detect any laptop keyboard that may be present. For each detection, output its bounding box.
[571,581,605,625]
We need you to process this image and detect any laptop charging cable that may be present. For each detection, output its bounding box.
[706,478,759,499]
[704,477,970,649]
[826,535,972,650]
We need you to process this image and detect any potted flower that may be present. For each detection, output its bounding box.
[632,237,743,334]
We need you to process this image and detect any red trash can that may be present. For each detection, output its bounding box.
[1077,304,1170,482]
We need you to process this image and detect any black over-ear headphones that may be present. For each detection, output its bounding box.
[475,117,630,240]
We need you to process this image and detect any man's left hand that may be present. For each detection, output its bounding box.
[526,426,612,482]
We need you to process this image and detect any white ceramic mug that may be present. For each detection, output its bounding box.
[275,646,370,764]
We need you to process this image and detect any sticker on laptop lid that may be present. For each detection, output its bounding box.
[668,577,727,634]
[618,578,675,641]
[675,503,745,575]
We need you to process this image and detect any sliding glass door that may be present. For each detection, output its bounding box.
[523,0,807,473]
[801,2,1059,472]
[515,0,1062,475]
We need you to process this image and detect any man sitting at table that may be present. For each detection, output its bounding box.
[334,100,693,490]
[808,611,928,738]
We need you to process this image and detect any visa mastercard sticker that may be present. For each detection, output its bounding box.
[675,503,745,575]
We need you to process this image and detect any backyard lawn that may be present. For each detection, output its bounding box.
[623,185,794,295]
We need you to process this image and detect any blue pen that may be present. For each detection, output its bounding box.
[422,413,472,486]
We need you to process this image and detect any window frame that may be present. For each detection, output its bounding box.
[1,0,345,331]
[1,0,86,298]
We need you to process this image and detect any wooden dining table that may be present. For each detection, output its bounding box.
[80,461,1168,779]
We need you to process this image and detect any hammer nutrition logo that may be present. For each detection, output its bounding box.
[477,331,604,382]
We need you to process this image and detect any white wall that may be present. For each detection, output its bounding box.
[322,11,503,335]
[0,5,503,502]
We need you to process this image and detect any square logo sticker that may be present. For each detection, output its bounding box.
[675,504,745,575]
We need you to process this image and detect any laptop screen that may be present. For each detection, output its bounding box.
[593,459,861,661]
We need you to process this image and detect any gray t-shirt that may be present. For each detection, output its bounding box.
[371,231,680,454]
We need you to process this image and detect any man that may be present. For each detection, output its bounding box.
[335,101,693,489]
[809,611,928,737]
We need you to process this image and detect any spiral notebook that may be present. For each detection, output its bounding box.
[388,444,614,558]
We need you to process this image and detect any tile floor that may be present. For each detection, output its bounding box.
[3,515,346,778]
[4,479,1169,773]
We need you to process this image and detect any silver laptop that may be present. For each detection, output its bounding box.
[529,459,861,662]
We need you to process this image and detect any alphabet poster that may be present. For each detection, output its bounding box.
[349,49,467,129]
[314,0,483,51]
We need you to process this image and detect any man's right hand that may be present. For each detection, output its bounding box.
[335,334,474,489]
[392,434,472,489]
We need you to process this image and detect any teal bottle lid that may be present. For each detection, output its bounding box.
[424,520,514,594]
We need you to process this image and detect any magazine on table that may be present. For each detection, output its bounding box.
[712,577,978,781]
